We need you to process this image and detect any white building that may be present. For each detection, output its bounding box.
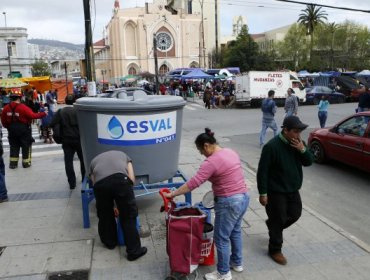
[220,15,247,46]
[253,24,293,52]
[0,27,32,78]
[28,43,41,60]
[50,60,82,79]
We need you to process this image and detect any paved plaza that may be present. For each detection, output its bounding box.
[0,103,370,280]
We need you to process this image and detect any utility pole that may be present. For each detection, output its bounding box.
[7,44,12,77]
[2,12,7,28]
[82,0,95,82]
[153,34,159,95]
[214,0,218,66]
[64,62,69,94]
[200,0,206,68]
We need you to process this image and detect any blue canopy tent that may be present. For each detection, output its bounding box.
[181,69,213,80]
[297,70,310,78]
[356,70,370,77]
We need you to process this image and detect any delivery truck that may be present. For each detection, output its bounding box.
[234,71,306,107]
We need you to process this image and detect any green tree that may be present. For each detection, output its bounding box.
[297,4,328,60]
[222,25,259,71]
[316,21,370,71]
[276,23,309,70]
[312,22,340,70]
[31,60,51,77]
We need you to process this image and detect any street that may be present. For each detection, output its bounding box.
[183,100,370,246]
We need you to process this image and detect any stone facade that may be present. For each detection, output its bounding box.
[102,0,215,81]
[0,27,32,78]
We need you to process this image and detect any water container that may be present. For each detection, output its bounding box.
[74,92,186,184]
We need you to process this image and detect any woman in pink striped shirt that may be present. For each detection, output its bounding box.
[165,128,249,280]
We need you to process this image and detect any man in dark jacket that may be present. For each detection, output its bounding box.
[358,89,370,112]
[50,101,85,189]
[257,116,313,265]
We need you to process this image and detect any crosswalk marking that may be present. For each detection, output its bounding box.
[185,103,204,111]
[2,127,62,157]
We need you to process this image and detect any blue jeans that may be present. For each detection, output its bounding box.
[214,193,250,274]
[318,111,328,128]
[0,156,7,199]
[259,119,278,145]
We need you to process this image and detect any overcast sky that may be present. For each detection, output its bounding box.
[1,0,370,44]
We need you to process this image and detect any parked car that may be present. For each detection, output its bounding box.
[99,87,153,98]
[308,112,370,172]
[305,86,346,104]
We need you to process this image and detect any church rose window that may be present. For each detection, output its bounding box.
[156,32,173,51]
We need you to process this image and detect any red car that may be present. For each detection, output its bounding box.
[308,112,370,173]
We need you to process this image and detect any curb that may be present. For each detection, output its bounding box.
[243,165,370,254]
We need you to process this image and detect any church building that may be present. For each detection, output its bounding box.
[99,0,220,81]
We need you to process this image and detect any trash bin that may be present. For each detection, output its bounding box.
[74,91,186,184]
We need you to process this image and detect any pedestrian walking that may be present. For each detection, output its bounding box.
[203,86,212,109]
[164,128,249,280]
[259,90,278,147]
[0,122,8,203]
[50,99,85,189]
[317,95,329,128]
[89,150,147,260]
[357,89,370,112]
[1,90,46,169]
[284,88,298,117]
[46,90,57,112]
[257,116,313,265]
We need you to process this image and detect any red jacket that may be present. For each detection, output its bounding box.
[1,101,46,128]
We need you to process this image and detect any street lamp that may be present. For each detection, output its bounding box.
[2,12,7,28]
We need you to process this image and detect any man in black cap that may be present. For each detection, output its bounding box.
[257,116,313,265]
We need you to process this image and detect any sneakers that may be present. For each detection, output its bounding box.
[127,247,147,261]
[230,265,243,272]
[269,252,287,265]
[0,197,9,203]
[204,271,232,280]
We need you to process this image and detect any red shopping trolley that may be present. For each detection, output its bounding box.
[160,188,207,279]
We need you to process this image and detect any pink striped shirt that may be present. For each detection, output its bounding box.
[187,148,248,197]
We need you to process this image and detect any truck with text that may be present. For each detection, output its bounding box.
[234,71,306,107]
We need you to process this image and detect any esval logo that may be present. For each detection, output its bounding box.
[97,111,177,146]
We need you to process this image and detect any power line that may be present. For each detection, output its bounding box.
[274,0,370,13]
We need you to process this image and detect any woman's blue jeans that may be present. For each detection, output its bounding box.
[0,156,8,199]
[214,193,249,274]
[318,111,328,128]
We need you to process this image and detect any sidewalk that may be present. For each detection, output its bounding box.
[0,132,369,280]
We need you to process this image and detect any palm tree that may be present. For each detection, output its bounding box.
[298,4,328,60]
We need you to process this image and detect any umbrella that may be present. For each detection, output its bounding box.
[0,78,28,88]
[138,79,149,85]
[120,75,138,82]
